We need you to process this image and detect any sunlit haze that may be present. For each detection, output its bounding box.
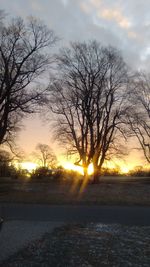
[16,160,137,175]
[15,162,38,172]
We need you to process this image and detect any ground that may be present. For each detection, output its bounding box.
[0,176,149,266]
[1,223,150,267]
[0,176,150,205]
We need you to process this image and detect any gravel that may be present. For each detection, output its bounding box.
[0,220,64,264]
[1,223,150,267]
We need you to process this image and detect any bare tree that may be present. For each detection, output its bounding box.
[0,149,12,176]
[0,149,12,165]
[0,14,57,145]
[128,72,150,163]
[48,41,129,181]
[35,143,57,168]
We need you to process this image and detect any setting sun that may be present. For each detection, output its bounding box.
[87,163,94,175]
[63,162,94,175]
[62,160,132,176]
[120,166,130,174]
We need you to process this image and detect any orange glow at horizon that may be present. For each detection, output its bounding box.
[14,161,38,172]
[63,160,135,175]
[63,162,84,175]
[87,163,94,175]
[14,156,149,175]
[120,166,130,174]
[63,162,95,175]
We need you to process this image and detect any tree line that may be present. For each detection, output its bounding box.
[0,11,149,182]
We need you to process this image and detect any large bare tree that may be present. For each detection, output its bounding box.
[0,13,57,145]
[128,72,150,163]
[48,41,128,181]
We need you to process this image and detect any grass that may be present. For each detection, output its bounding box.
[0,176,150,205]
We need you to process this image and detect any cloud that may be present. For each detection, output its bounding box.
[30,0,44,12]
[80,2,91,14]
[1,0,150,70]
[127,31,138,39]
[89,0,101,8]
[100,8,131,29]
[61,0,69,6]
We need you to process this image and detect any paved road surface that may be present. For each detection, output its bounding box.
[0,204,150,225]
[0,220,63,263]
[0,204,150,263]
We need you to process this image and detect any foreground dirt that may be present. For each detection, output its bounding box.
[0,178,150,205]
[1,223,150,267]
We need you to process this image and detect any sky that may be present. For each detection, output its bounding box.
[1,0,150,168]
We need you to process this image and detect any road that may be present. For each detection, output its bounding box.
[1,204,150,225]
[0,220,63,263]
[0,204,149,262]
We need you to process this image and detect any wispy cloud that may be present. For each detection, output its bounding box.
[89,0,101,8]
[61,0,69,6]
[30,0,43,12]
[100,8,131,29]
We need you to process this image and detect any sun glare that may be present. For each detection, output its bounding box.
[15,159,132,175]
[87,163,94,175]
[63,161,131,175]
[120,166,130,174]
[63,162,84,175]
[63,162,94,175]
[15,162,38,172]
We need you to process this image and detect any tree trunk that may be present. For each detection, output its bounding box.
[93,171,100,183]
[93,164,100,183]
[83,164,88,179]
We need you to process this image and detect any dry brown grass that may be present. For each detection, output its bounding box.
[0,176,150,205]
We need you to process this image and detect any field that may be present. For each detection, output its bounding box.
[0,176,150,206]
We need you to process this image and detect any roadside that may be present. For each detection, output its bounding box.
[0,220,64,263]
[1,223,150,267]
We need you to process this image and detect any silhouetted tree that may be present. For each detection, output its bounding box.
[128,72,150,163]
[0,149,12,176]
[34,143,57,168]
[48,41,129,181]
[0,13,57,145]
[0,149,11,164]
